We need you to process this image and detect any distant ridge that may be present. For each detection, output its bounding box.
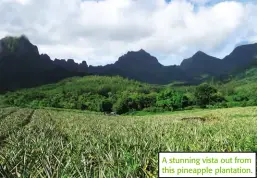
[1,35,257,92]
[0,35,86,93]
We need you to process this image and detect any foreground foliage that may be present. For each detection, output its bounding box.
[0,106,257,177]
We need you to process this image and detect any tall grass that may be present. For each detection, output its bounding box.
[0,106,257,177]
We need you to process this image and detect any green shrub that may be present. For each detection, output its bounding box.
[194,83,220,108]
[99,99,113,112]
[113,96,130,114]
[226,102,242,108]
[156,89,189,110]
[247,99,257,106]
[232,95,249,102]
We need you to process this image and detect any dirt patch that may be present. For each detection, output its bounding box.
[181,117,207,122]
[181,114,220,123]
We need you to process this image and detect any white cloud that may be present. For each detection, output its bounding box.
[0,0,256,66]
[188,0,211,5]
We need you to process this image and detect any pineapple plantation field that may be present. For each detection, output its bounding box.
[0,106,257,177]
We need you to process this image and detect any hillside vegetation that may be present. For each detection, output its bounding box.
[3,76,162,113]
[219,67,257,107]
[2,65,257,114]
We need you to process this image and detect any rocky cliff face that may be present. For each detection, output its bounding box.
[53,59,88,73]
[0,35,85,93]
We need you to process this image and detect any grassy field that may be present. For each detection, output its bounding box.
[0,106,256,177]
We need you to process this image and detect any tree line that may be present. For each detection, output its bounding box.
[2,75,257,114]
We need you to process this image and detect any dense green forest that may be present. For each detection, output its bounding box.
[2,66,257,114]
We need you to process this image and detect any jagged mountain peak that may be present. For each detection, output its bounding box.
[67,59,76,63]
[117,48,160,65]
[137,49,148,53]
[1,35,31,48]
[192,51,207,57]
[0,35,39,56]
[226,43,257,57]
[125,48,149,55]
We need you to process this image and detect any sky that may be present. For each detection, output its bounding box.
[0,0,257,66]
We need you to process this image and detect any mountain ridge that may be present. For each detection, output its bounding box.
[1,35,257,92]
[0,36,86,93]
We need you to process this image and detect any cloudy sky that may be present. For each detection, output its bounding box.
[0,0,257,66]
